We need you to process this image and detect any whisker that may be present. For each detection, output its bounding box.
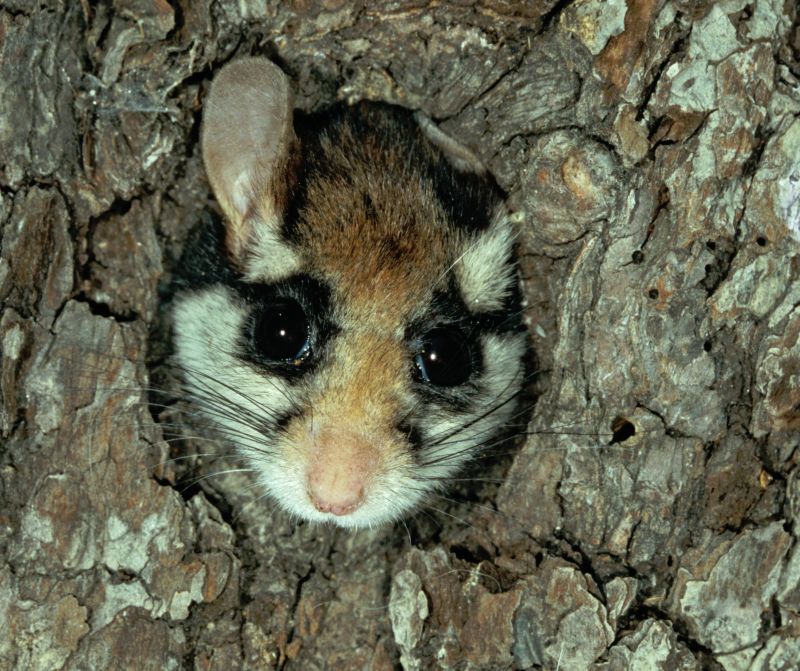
[179,467,256,493]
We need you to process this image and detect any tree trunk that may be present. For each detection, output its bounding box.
[1,1,799,669]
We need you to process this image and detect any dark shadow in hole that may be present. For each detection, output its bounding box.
[609,416,636,444]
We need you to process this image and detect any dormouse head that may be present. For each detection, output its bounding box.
[172,58,529,528]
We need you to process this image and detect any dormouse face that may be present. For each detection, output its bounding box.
[172,58,528,528]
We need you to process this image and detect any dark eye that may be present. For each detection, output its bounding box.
[415,327,472,387]
[254,298,310,361]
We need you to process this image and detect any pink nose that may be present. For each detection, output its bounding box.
[307,467,365,515]
[306,430,373,516]
[309,490,363,516]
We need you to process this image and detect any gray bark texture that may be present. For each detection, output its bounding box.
[1,1,799,669]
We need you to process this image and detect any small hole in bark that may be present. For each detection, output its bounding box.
[450,543,492,565]
[648,288,659,300]
[756,236,766,247]
[631,250,644,264]
[609,417,636,444]
[706,240,716,250]
[109,569,138,584]
[703,340,712,352]
[74,291,137,322]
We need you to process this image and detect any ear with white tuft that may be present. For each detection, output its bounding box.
[456,209,519,313]
[202,58,296,261]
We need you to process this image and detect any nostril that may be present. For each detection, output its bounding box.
[308,487,364,516]
[309,493,363,516]
[307,467,365,516]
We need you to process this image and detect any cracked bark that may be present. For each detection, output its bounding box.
[1,1,799,670]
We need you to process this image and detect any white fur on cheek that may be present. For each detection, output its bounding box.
[415,331,528,481]
[456,211,516,312]
[172,285,297,466]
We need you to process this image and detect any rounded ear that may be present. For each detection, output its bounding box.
[414,111,487,175]
[201,58,296,260]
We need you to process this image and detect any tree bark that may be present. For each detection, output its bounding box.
[1,1,799,669]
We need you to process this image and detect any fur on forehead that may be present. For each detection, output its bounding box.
[455,208,518,313]
[291,122,465,324]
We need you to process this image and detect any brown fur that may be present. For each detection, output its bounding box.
[289,120,460,327]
